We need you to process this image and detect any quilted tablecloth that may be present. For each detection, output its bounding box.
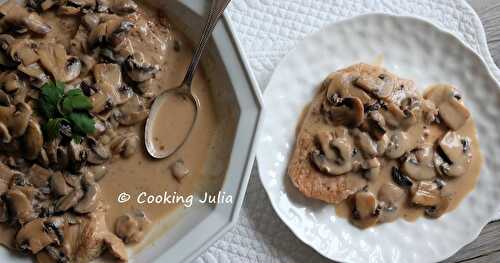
[195,0,500,262]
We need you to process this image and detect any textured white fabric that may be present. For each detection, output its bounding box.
[195,1,500,262]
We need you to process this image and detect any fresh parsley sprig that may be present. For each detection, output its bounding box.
[38,81,96,142]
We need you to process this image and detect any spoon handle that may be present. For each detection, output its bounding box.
[183,0,231,87]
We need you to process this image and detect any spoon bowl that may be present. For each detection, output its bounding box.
[145,0,231,159]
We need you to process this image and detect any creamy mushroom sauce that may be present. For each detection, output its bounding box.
[288,63,482,229]
[0,0,220,262]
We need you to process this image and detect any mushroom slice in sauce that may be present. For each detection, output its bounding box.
[378,183,406,222]
[354,131,378,158]
[114,210,151,244]
[16,218,58,254]
[17,63,50,88]
[170,160,190,181]
[323,96,364,128]
[0,102,33,139]
[0,0,52,35]
[92,63,131,108]
[55,188,84,212]
[88,17,134,48]
[402,144,437,181]
[23,119,44,161]
[425,85,470,130]
[434,131,472,177]
[110,133,139,158]
[354,72,395,99]
[310,131,353,176]
[113,95,149,126]
[0,162,16,195]
[325,70,371,104]
[385,130,415,159]
[410,181,441,207]
[86,137,111,165]
[5,188,37,224]
[9,39,39,66]
[50,172,72,196]
[74,182,100,214]
[124,52,160,82]
[37,43,82,83]
[351,191,380,228]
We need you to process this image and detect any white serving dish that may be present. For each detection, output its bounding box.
[257,14,500,263]
[0,0,263,262]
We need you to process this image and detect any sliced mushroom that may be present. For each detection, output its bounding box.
[102,232,128,261]
[351,191,380,228]
[28,164,52,188]
[0,0,51,35]
[90,165,107,181]
[16,218,57,254]
[82,13,100,29]
[86,137,111,164]
[74,182,100,214]
[17,63,50,88]
[310,131,353,175]
[385,130,414,159]
[58,0,96,15]
[378,183,406,222]
[325,70,372,103]
[0,162,15,195]
[114,210,150,244]
[425,85,470,130]
[23,119,43,161]
[391,166,413,188]
[110,133,139,158]
[88,18,134,48]
[380,102,417,130]
[354,131,378,158]
[1,102,33,138]
[402,144,437,181]
[410,181,441,207]
[113,95,149,125]
[37,43,82,83]
[68,140,88,172]
[92,63,131,108]
[354,72,395,99]
[79,54,96,76]
[360,110,386,140]
[170,160,190,181]
[323,96,364,128]
[55,188,84,212]
[9,39,39,66]
[124,52,160,82]
[5,188,37,224]
[434,131,472,177]
[0,122,12,143]
[1,71,23,92]
[361,158,381,179]
[50,172,72,197]
[109,0,137,14]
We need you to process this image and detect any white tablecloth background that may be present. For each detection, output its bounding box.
[195,1,500,262]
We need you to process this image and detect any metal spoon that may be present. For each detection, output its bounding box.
[145,0,231,159]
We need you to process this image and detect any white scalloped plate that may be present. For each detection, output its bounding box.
[256,14,500,263]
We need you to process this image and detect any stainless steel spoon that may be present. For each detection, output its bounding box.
[145,0,231,159]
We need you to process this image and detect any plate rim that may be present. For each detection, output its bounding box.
[256,12,500,263]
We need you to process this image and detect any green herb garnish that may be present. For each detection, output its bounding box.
[38,81,95,142]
